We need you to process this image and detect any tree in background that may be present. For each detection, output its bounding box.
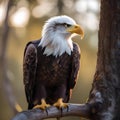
[88,0,120,119]
[0,0,22,115]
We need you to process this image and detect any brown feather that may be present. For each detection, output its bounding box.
[23,40,80,109]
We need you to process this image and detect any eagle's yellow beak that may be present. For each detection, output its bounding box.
[67,24,84,39]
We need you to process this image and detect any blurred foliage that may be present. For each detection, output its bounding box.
[0,0,100,120]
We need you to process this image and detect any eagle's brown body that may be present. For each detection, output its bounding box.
[23,39,80,109]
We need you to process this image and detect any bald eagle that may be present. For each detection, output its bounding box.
[23,15,84,110]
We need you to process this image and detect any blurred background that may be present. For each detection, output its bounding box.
[0,0,100,120]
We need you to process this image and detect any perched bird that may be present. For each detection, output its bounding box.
[23,15,84,110]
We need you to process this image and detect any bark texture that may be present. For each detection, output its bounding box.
[12,104,91,120]
[88,0,120,120]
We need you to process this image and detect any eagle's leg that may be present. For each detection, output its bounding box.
[53,98,68,108]
[33,98,50,110]
[54,98,68,120]
[33,85,50,110]
[53,84,68,109]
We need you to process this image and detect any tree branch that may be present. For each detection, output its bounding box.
[0,0,22,114]
[12,103,91,120]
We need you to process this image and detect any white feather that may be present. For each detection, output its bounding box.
[39,15,76,57]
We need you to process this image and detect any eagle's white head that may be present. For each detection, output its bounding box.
[39,15,84,57]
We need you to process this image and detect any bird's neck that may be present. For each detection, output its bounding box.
[39,35,73,57]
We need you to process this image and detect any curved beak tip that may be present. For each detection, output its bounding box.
[76,25,84,39]
[67,24,84,39]
[80,32,84,40]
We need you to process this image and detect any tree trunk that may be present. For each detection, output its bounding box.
[0,0,22,114]
[57,0,64,15]
[88,0,120,120]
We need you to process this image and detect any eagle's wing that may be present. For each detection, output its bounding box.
[69,43,80,90]
[23,43,37,106]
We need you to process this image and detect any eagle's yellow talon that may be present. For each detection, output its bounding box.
[33,104,50,110]
[33,99,50,110]
[53,98,68,109]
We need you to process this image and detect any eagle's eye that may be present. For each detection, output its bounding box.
[63,23,72,28]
